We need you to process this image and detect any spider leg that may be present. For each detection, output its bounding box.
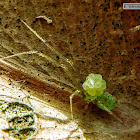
[96,101,122,122]
[0,51,80,90]
[70,90,80,119]
[21,20,84,87]
[0,51,38,60]
[36,52,79,88]
[21,20,75,71]
[0,53,75,90]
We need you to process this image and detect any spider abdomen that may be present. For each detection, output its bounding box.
[96,92,116,111]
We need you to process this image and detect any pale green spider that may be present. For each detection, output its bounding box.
[0,19,121,122]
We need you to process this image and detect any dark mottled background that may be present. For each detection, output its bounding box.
[0,0,139,139]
